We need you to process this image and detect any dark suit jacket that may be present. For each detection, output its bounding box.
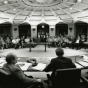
[43,56,76,81]
[3,63,37,86]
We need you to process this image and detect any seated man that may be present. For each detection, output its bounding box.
[43,47,76,83]
[3,53,41,88]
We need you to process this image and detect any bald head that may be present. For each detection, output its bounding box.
[6,53,17,64]
[55,47,64,56]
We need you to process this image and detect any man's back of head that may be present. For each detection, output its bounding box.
[55,47,64,57]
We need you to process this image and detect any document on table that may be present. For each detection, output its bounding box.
[0,57,5,63]
[77,61,88,67]
[16,62,32,70]
[0,62,6,68]
[32,63,46,71]
[74,63,83,68]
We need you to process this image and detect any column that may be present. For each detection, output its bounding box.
[31,25,37,38]
[68,23,75,37]
[11,25,19,38]
[49,25,55,36]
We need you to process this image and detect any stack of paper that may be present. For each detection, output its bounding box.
[16,62,32,70]
[32,63,46,71]
[0,57,5,63]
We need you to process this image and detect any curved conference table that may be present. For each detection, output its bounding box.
[0,56,88,80]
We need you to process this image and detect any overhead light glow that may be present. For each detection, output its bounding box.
[4,1,8,4]
[78,0,82,2]
[70,7,72,10]
[52,12,55,14]
[13,8,16,11]
[82,11,85,14]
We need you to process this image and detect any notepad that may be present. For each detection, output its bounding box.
[32,63,46,71]
[16,62,32,70]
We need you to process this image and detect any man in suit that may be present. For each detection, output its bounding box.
[43,47,76,83]
[3,53,41,88]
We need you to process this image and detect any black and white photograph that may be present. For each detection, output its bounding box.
[0,0,88,88]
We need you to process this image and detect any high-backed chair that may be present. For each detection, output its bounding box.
[0,69,43,88]
[47,68,81,88]
[0,68,10,88]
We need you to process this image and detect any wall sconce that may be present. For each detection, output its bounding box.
[33,28,35,31]
[51,28,54,31]
[69,27,72,32]
[42,25,45,28]
[14,28,17,31]
[33,28,35,33]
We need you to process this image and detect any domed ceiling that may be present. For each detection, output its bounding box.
[0,0,88,25]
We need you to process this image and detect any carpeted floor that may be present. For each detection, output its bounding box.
[0,45,87,57]
[0,45,87,64]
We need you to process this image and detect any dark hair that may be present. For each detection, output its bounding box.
[6,53,17,64]
[55,47,64,56]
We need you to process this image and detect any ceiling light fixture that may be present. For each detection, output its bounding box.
[78,0,82,2]
[13,8,16,11]
[0,13,4,16]
[42,25,44,28]
[70,7,72,10]
[82,11,85,14]
[4,1,8,4]
[52,12,55,14]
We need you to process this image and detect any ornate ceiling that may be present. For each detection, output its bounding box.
[0,0,88,25]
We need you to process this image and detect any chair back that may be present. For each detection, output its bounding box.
[0,69,10,88]
[0,69,26,88]
[54,68,81,88]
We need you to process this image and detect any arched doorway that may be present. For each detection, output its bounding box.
[37,23,49,42]
[75,21,87,37]
[37,23,49,37]
[55,23,68,36]
[0,22,12,37]
[18,23,31,38]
